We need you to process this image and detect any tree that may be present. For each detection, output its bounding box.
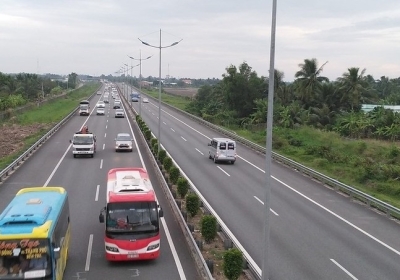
[68,72,79,89]
[336,67,369,111]
[294,58,329,108]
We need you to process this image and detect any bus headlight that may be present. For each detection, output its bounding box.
[147,243,159,251]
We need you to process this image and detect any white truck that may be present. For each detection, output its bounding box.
[70,128,97,158]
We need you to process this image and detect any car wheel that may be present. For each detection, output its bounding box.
[73,154,76,158]
[231,161,235,165]
[209,153,212,159]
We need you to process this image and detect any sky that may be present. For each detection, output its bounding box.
[0,0,399,82]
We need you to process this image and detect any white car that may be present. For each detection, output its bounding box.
[142,98,149,103]
[97,101,105,108]
[96,107,105,115]
[115,132,133,152]
[97,91,102,95]
[114,109,125,118]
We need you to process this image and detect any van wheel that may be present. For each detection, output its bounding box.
[231,161,235,165]
[209,154,212,159]
[213,156,217,164]
[73,155,76,158]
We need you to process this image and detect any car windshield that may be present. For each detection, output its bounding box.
[117,134,131,141]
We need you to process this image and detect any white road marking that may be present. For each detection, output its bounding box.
[102,144,105,150]
[104,133,106,138]
[85,234,93,271]
[331,259,358,280]
[273,176,400,257]
[161,218,186,279]
[105,125,107,129]
[163,121,167,125]
[171,128,175,132]
[217,166,230,177]
[196,148,204,155]
[100,159,103,169]
[181,136,187,141]
[95,185,100,201]
[254,196,279,216]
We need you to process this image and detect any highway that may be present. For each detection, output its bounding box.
[121,85,400,280]
[0,84,200,280]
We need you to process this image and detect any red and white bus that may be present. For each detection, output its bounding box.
[99,167,163,261]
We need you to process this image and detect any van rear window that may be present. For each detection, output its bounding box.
[219,143,226,150]
[228,143,235,150]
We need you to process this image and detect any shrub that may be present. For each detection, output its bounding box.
[150,138,158,148]
[177,177,189,198]
[144,129,151,141]
[153,143,158,155]
[201,215,217,243]
[223,248,243,280]
[169,166,180,184]
[163,157,173,172]
[186,193,200,217]
[158,149,167,163]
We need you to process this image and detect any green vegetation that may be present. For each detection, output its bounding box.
[201,215,218,243]
[186,193,200,217]
[0,82,100,170]
[16,83,100,125]
[143,88,190,110]
[223,248,243,280]
[136,61,400,208]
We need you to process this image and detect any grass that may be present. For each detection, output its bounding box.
[143,88,191,111]
[0,82,101,170]
[16,83,101,125]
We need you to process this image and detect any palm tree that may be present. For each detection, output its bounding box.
[294,58,329,107]
[336,67,368,111]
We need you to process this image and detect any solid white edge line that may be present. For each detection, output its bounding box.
[273,175,400,257]
[254,196,279,216]
[161,217,187,280]
[43,144,72,187]
[95,185,100,201]
[217,166,230,177]
[330,259,358,280]
[85,234,93,271]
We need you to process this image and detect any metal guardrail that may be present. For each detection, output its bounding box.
[0,86,101,183]
[157,100,400,220]
[126,86,400,279]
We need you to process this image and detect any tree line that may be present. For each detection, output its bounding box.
[0,72,79,111]
[186,59,400,141]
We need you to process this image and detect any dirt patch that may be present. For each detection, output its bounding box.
[0,122,51,159]
[164,88,199,98]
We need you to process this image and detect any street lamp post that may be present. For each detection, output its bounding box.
[263,1,277,280]
[124,63,129,99]
[138,29,182,156]
[128,51,153,116]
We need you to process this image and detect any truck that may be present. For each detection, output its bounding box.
[79,100,90,116]
[70,126,97,158]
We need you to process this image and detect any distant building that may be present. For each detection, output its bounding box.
[181,79,192,85]
[361,104,400,113]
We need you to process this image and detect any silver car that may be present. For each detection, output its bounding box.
[115,133,133,152]
[114,109,124,118]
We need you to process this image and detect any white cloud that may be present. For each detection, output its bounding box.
[0,0,399,81]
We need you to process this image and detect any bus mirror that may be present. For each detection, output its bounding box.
[159,208,164,218]
[53,247,61,259]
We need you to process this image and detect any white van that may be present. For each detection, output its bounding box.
[208,138,237,164]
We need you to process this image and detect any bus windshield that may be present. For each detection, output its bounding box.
[0,238,51,279]
[106,202,159,233]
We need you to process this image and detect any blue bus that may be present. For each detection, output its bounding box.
[0,187,70,280]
